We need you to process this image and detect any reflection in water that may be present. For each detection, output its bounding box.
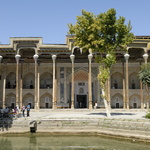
[0,134,149,150]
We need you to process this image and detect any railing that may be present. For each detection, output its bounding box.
[22,84,53,89]
[23,85,34,89]
[40,84,53,89]
[6,85,16,89]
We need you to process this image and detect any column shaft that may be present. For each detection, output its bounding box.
[34,61,38,109]
[122,62,126,109]
[88,54,93,109]
[71,62,74,109]
[52,55,57,109]
[20,62,23,107]
[2,63,6,108]
[123,78,126,109]
[146,84,149,109]
[97,79,100,106]
[37,63,40,109]
[16,61,19,106]
[126,60,129,109]
[33,54,39,110]
[70,54,75,109]
[64,67,67,103]
[140,81,144,109]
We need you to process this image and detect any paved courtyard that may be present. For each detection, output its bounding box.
[27,109,148,120]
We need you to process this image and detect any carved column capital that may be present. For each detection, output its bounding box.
[70,54,75,63]
[88,53,93,63]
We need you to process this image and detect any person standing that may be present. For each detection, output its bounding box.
[27,104,30,117]
[22,105,25,117]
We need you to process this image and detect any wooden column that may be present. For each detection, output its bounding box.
[33,54,39,110]
[88,53,93,109]
[20,60,23,108]
[15,54,21,107]
[124,53,130,109]
[37,62,40,109]
[140,81,144,109]
[143,52,149,109]
[70,54,75,109]
[2,62,6,109]
[52,55,57,109]
[122,60,126,109]
[0,55,3,108]
[64,67,67,103]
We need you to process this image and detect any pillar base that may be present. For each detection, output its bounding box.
[71,101,74,109]
[2,104,5,109]
[126,102,129,109]
[147,102,149,109]
[107,102,111,109]
[89,101,93,109]
[123,103,126,109]
[141,103,144,109]
[34,103,39,110]
[52,101,57,109]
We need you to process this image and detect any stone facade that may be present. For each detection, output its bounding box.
[0,36,150,109]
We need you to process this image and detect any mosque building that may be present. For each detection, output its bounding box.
[0,35,149,109]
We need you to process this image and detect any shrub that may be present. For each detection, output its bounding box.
[145,113,150,119]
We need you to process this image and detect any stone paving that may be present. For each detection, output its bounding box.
[27,109,147,120]
[1,109,150,141]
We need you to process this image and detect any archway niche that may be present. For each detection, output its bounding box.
[40,72,53,89]
[6,93,16,108]
[22,93,34,108]
[111,72,123,89]
[23,73,34,89]
[6,72,16,89]
[111,93,123,108]
[40,93,52,108]
[129,95,141,109]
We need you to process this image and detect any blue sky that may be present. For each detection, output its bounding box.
[0,0,150,44]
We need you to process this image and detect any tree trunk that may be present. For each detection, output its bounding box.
[102,89,111,117]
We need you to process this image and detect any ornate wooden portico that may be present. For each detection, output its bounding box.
[0,36,150,109]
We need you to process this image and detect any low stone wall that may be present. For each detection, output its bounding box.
[1,118,150,141]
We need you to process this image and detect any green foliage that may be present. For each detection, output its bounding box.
[97,66,110,88]
[68,8,134,87]
[97,53,116,87]
[138,64,150,86]
[68,8,134,53]
[145,112,150,119]
[103,53,116,68]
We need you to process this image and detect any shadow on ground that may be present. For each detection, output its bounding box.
[88,113,135,116]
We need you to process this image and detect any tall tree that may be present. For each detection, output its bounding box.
[68,8,134,116]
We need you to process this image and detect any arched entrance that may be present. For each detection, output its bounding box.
[22,93,34,108]
[40,93,52,109]
[129,95,141,109]
[6,93,16,108]
[74,70,88,108]
[111,93,123,108]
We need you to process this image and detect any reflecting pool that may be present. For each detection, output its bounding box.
[0,134,149,150]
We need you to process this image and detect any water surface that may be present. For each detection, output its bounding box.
[0,134,149,150]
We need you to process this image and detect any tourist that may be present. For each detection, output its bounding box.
[27,104,30,117]
[21,104,25,117]
[14,107,17,114]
